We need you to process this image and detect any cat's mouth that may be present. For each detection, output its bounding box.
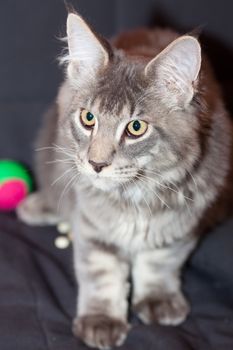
[77,159,140,191]
[86,170,141,192]
[88,174,120,191]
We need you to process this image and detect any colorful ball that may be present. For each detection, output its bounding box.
[0,160,33,211]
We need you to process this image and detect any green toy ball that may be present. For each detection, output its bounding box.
[0,160,33,211]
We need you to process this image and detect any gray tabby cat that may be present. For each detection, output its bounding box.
[17,12,233,349]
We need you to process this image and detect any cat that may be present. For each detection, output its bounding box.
[17,11,233,350]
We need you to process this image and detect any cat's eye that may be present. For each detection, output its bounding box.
[126,120,148,138]
[80,109,95,128]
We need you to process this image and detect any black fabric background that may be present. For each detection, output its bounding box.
[0,1,233,349]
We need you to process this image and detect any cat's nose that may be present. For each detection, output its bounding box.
[88,160,109,173]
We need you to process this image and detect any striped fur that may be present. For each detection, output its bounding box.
[17,13,233,350]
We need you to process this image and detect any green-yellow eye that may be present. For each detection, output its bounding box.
[126,120,148,137]
[80,109,95,128]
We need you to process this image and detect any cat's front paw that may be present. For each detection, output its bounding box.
[134,292,190,326]
[73,314,130,349]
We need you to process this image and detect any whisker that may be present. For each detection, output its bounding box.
[46,158,75,165]
[137,171,194,214]
[135,175,170,209]
[52,143,75,158]
[143,167,197,199]
[123,180,139,217]
[121,182,133,214]
[138,172,193,202]
[141,168,180,189]
[131,177,153,217]
[51,166,76,186]
[36,144,76,160]
[186,169,198,192]
[57,172,80,213]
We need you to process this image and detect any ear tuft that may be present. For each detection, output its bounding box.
[63,13,110,85]
[145,36,201,108]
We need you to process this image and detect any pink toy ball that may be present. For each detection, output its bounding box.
[0,160,33,212]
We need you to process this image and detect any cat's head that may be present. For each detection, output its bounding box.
[59,13,202,193]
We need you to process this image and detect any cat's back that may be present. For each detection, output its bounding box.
[113,28,179,60]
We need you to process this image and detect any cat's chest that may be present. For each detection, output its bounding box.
[74,189,185,253]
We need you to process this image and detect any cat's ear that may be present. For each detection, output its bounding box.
[65,13,111,83]
[145,36,201,108]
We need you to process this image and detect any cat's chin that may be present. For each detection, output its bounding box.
[89,176,121,192]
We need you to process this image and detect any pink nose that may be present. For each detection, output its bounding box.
[88,160,109,173]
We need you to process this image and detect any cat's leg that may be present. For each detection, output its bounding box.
[132,236,197,326]
[16,191,60,226]
[73,240,130,349]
